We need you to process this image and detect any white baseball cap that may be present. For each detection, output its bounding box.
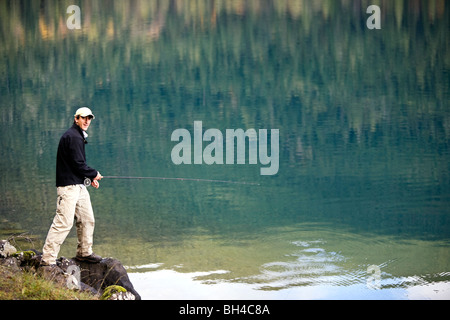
[74,107,95,119]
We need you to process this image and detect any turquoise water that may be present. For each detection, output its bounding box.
[1,1,449,299]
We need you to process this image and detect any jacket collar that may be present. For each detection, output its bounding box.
[72,123,88,144]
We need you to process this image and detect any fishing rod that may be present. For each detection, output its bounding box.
[83,176,260,187]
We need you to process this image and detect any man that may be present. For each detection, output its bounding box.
[41,107,103,266]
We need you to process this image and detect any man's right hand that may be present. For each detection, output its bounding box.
[94,172,103,180]
[91,180,100,189]
[91,172,103,188]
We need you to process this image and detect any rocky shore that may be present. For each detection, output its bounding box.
[0,239,140,300]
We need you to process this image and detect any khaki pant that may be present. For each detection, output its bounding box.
[42,184,95,265]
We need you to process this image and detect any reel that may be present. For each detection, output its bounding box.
[83,177,92,187]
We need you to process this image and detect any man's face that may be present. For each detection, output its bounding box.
[75,115,92,131]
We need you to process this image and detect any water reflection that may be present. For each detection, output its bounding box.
[121,224,450,300]
[127,237,450,300]
[128,269,450,300]
[255,240,348,289]
[1,0,449,300]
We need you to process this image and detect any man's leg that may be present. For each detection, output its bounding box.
[75,185,96,258]
[42,185,79,265]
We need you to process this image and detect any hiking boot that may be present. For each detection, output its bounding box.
[75,253,102,263]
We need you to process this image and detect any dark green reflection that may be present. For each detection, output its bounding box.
[0,1,449,269]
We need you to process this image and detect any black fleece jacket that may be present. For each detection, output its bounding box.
[56,123,98,187]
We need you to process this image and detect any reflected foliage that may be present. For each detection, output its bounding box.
[0,0,449,247]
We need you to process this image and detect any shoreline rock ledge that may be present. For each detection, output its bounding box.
[0,239,141,300]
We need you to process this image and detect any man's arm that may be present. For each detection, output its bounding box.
[66,135,99,180]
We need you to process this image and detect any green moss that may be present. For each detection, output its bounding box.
[100,285,127,300]
[13,250,36,261]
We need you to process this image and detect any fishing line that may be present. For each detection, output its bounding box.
[83,176,260,187]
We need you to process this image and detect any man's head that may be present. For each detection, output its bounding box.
[74,107,95,131]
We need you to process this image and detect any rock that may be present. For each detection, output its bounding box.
[0,240,17,258]
[73,257,141,300]
[57,257,98,295]
[110,291,136,300]
[57,256,78,271]
[37,264,66,285]
[0,244,140,300]
[0,256,21,272]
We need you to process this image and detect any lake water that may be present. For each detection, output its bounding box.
[1,0,449,300]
